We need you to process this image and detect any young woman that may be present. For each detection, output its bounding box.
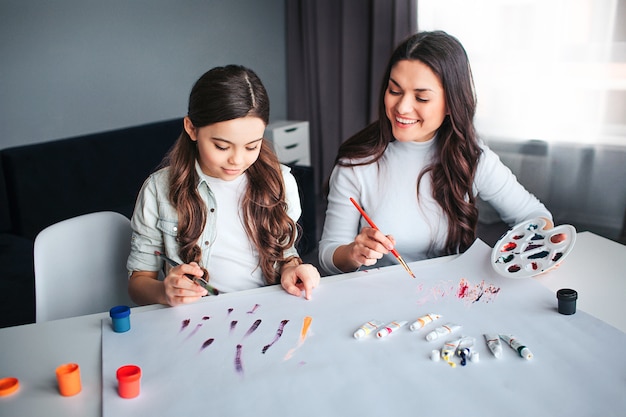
[128,65,320,306]
[319,31,553,274]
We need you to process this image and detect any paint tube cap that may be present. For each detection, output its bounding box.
[353,329,366,339]
[430,350,441,362]
[0,377,19,397]
[470,352,480,363]
[557,288,577,315]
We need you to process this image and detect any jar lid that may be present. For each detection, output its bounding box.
[557,288,578,301]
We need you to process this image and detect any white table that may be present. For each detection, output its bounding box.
[0,232,624,417]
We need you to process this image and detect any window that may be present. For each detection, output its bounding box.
[417,0,625,146]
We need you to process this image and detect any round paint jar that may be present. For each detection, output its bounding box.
[557,288,578,315]
[55,363,81,396]
[109,305,131,333]
[116,365,142,399]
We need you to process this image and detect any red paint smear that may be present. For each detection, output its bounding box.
[457,279,469,298]
[508,265,521,273]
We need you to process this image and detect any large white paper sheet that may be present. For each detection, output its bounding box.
[102,240,626,417]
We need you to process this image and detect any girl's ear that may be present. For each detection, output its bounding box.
[184,116,197,141]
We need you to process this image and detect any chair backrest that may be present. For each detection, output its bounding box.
[34,211,134,322]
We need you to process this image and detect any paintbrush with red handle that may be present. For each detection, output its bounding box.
[349,197,416,278]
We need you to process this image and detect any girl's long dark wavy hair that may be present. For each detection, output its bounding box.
[163,65,297,284]
[335,31,481,255]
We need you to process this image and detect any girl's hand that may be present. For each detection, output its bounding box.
[162,262,208,306]
[281,263,321,300]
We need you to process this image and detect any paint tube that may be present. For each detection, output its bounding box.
[353,320,384,339]
[409,313,442,331]
[484,334,503,358]
[499,334,533,360]
[441,337,462,361]
[376,321,407,338]
[425,323,461,342]
[456,336,475,366]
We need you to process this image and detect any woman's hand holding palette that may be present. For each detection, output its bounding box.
[491,218,576,278]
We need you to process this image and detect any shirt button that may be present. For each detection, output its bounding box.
[204,241,210,246]
[173,226,177,232]
[210,208,215,213]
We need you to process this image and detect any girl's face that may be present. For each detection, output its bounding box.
[184,115,265,180]
[384,59,447,143]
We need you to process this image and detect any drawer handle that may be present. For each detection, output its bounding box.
[285,144,299,150]
[285,127,298,133]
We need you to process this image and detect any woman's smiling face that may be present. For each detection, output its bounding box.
[384,59,447,143]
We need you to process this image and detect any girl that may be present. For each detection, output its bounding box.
[319,31,553,274]
[128,65,320,305]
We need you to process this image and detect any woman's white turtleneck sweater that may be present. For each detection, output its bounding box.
[319,138,552,275]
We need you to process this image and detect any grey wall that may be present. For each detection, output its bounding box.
[0,0,286,149]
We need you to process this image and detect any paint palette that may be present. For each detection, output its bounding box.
[491,218,576,278]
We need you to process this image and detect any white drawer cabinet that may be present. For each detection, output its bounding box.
[264,121,310,166]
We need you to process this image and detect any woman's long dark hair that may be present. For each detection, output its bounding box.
[335,31,481,255]
[163,65,297,284]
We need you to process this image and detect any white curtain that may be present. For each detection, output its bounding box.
[418,0,626,241]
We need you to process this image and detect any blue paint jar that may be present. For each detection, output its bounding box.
[109,305,131,332]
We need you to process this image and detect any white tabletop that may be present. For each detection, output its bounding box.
[0,231,624,417]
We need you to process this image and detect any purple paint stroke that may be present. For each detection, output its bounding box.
[185,323,203,340]
[230,320,238,334]
[262,320,289,354]
[200,338,214,351]
[227,308,234,316]
[243,319,262,338]
[202,316,211,321]
[247,303,261,314]
[235,344,244,375]
[180,318,191,332]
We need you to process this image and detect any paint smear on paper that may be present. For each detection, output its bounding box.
[243,319,262,338]
[235,344,244,375]
[456,278,500,304]
[247,304,261,314]
[262,320,289,354]
[185,323,203,340]
[415,278,500,306]
[202,316,211,321]
[227,308,234,316]
[200,338,214,352]
[230,320,238,335]
[180,318,191,332]
[284,316,313,360]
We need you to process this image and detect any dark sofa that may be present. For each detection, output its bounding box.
[0,119,316,328]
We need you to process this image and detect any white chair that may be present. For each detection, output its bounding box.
[34,211,134,322]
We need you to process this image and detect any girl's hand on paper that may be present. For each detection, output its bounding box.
[281,264,320,300]
[163,262,208,306]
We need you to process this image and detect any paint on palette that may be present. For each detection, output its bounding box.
[247,304,260,314]
[243,319,262,338]
[235,344,244,375]
[262,320,289,354]
[528,250,549,259]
